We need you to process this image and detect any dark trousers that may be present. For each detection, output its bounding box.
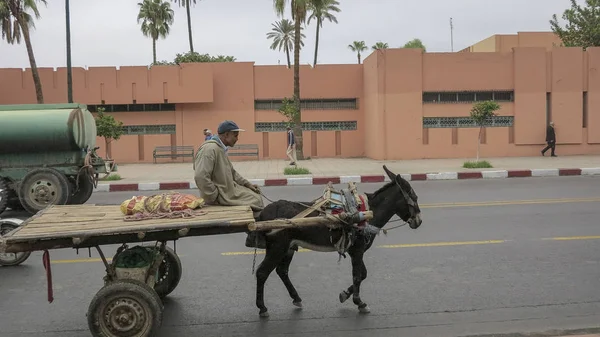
[542,141,556,156]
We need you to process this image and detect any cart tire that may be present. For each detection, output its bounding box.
[87,279,163,337]
[67,174,94,205]
[154,246,183,299]
[0,179,8,214]
[0,219,31,267]
[18,168,71,214]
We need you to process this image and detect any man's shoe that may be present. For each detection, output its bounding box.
[245,232,267,249]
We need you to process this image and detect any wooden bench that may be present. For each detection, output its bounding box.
[153,146,195,163]
[228,144,259,160]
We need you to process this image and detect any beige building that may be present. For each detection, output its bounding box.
[459,31,563,53]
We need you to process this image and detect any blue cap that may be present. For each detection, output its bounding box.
[217,120,245,134]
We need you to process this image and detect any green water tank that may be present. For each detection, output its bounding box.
[0,103,98,154]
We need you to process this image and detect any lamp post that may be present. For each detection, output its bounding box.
[65,0,73,103]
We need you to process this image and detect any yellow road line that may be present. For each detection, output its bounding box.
[542,235,600,241]
[377,240,506,249]
[52,257,112,264]
[420,197,600,209]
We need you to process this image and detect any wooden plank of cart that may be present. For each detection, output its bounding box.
[0,194,373,337]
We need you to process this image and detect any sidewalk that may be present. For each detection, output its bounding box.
[94,155,600,192]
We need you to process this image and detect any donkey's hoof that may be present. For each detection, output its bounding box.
[259,310,270,318]
[339,291,350,303]
[293,301,303,308]
[358,305,371,314]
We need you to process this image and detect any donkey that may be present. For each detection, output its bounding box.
[253,165,422,318]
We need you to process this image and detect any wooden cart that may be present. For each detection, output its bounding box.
[0,189,373,337]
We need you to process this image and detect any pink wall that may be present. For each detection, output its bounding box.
[1,44,600,163]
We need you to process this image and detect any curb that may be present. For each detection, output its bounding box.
[93,167,600,192]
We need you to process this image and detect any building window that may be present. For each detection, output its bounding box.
[87,103,177,112]
[423,116,514,128]
[254,98,358,110]
[122,124,176,135]
[255,121,357,132]
[422,91,514,103]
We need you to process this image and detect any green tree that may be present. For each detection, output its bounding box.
[550,0,600,48]
[137,0,175,64]
[403,38,426,51]
[266,18,304,68]
[372,42,388,50]
[307,0,340,67]
[348,40,367,64]
[273,0,324,161]
[0,0,46,103]
[470,101,501,162]
[95,107,124,160]
[278,97,299,128]
[152,51,237,67]
[171,0,197,52]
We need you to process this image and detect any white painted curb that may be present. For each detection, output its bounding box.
[340,175,361,183]
[531,168,559,177]
[582,167,600,175]
[138,182,160,191]
[287,177,313,185]
[482,170,509,179]
[94,184,110,192]
[426,172,459,180]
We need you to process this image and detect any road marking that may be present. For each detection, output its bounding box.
[377,240,506,249]
[542,235,600,241]
[52,257,112,264]
[420,197,600,209]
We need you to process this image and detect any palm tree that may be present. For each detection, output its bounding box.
[266,18,304,68]
[273,0,324,160]
[137,0,175,64]
[372,42,388,50]
[403,38,426,51]
[171,0,196,52]
[348,40,367,64]
[307,0,340,67]
[1,0,46,103]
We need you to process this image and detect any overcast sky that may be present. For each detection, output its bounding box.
[0,0,573,69]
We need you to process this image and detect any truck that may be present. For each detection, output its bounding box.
[0,103,114,215]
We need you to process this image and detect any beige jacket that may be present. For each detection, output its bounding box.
[193,139,264,211]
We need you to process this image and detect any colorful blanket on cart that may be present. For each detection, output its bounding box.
[120,192,206,220]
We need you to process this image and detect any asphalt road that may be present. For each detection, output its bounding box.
[1,176,600,337]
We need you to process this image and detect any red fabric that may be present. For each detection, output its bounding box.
[42,250,54,303]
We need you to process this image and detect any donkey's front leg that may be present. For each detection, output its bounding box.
[276,248,303,307]
[339,259,367,304]
[347,251,370,313]
[256,248,284,318]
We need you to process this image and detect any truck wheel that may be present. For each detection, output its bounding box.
[0,219,32,267]
[67,174,94,205]
[18,168,71,214]
[0,179,8,215]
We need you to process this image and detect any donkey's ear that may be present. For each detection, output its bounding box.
[383,165,396,181]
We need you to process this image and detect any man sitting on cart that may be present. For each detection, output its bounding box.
[193,120,267,249]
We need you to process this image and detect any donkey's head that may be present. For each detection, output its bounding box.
[382,165,422,229]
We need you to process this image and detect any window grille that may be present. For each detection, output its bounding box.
[423,116,514,128]
[122,124,176,135]
[255,121,357,132]
[87,103,176,113]
[254,98,358,110]
[422,91,514,104]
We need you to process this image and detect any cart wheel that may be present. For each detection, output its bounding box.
[154,246,183,299]
[88,279,163,337]
[0,178,8,214]
[18,168,71,214]
[0,219,31,267]
[67,174,94,205]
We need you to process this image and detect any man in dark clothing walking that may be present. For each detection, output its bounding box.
[541,121,557,157]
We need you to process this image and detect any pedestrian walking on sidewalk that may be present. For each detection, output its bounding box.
[203,129,213,141]
[286,126,297,166]
[541,121,557,157]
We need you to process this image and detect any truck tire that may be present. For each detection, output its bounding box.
[67,174,94,205]
[18,168,71,214]
[0,179,8,215]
